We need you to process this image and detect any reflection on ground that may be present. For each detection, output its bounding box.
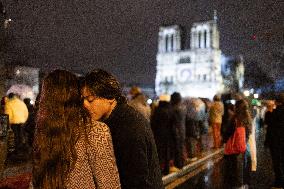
[175,129,273,189]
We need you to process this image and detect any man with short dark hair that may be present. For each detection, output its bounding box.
[81,69,163,189]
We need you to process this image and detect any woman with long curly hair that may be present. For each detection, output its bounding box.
[32,70,120,189]
[224,99,253,189]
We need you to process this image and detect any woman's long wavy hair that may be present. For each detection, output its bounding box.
[33,70,86,189]
[235,99,252,135]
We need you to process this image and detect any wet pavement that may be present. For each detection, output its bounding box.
[0,126,275,189]
[175,128,274,189]
[0,130,32,189]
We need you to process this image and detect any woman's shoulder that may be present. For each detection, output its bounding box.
[90,121,110,133]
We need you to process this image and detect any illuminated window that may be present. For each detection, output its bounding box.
[203,74,207,81]
[210,29,213,48]
[171,34,174,51]
[198,32,201,48]
[165,35,168,52]
[204,30,207,48]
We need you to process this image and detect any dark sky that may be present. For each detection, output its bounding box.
[3,0,284,86]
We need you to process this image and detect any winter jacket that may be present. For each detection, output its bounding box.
[5,97,29,124]
[128,95,151,121]
[66,121,121,189]
[271,105,284,143]
[209,101,224,124]
[104,103,164,189]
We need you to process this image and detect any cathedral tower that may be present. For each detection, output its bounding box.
[190,11,219,49]
[158,25,181,53]
[155,11,224,99]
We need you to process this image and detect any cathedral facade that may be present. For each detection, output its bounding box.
[155,15,226,99]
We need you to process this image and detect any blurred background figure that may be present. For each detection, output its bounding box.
[221,103,236,144]
[4,93,29,154]
[151,94,179,175]
[170,92,186,168]
[128,86,151,121]
[183,97,205,162]
[224,99,253,189]
[252,105,261,133]
[264,100,275,148]
[200,98,212,151]
[268,93,284,188]
[1,96,8,114]
[209,94,224,149]
[23,98,36,147]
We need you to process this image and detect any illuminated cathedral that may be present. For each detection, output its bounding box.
[155,12,244,99]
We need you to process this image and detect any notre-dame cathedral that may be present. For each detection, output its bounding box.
[155,12,244,99]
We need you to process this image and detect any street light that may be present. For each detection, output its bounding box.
[244,90,250,97]
[253,93,259,99]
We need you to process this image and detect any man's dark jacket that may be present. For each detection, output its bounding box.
[104,103,164,189]
[271,105,284,144]
[151,101,176,174]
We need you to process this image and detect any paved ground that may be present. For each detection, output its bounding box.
[0,130,32,189]
[176,128,274,189]
[0,125,275,189]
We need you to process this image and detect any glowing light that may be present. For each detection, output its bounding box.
[253,93,259,99]
[243,90,250,97]
[147,99,152,104]
[230,100,236,105]
[204,176,209,182]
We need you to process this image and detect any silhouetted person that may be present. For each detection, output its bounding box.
[224,99,252,189]
[269,93,284,188]
[170,92,186,168]
[4,93,28,153]
[209,94,224,148]
[23,98,36,147]
[128,86,151,121]
[151,94,178,175]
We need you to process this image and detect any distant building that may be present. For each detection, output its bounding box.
[0,65,40,102]
[221,55,245,93]
[155,12,244,99]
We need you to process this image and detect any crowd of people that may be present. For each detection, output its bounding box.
[0,68,283,189]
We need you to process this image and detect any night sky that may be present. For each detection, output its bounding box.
[3,0,284,86]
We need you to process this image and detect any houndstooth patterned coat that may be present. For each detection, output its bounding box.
[65,121,121,189]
